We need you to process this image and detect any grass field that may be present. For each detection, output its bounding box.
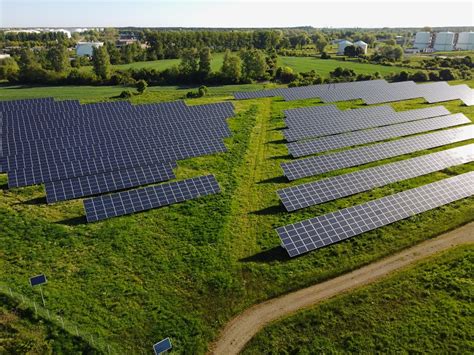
[243,245,474,354]
[277,56,411,75]
[77,52,412,78]
[1,79,473,353]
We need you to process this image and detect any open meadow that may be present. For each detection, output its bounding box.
[1,79,473,353]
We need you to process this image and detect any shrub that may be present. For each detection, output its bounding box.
[136,79,148,94]
[119,90,133,98]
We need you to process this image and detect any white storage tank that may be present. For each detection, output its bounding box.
[413,32,431,49]
[434,32,455,51]
[76,42,104,56]
[354,40,368,54]
[337,40,353,55]
[456,32,474,50]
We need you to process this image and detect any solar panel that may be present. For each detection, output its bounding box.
[276,171,474,257]
[282,125,474,180]
[287,113,470,157]
[45,162,176,203]
[283,106,451,142]
[234,80,473,106]
[84,175,221,222]
[9,138,226,187]
[278,144,474,211]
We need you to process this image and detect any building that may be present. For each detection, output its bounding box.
[354,40,368,54]
[337,40,353,55]
[433,32,455,51]
[76,42,104,56]
[0,54,11,60]
[413,32,431,50]
[456,32,474,50]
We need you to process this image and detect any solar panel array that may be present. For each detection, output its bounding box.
[1,98,235,221]
[273,95,474,256]
[234,80,474,106]
[279,144,474,211]
[287,113,470,157]
[276,171,474,257]
[282,125,474,180]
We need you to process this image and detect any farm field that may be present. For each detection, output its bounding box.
[1,79,473,353]
[243,245,474,354]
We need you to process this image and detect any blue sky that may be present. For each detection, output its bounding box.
[1,0,473,28]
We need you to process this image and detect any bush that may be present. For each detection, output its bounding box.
[136,79,148,94]
[438,68,457,81]
[410,71,429,82]
[118,90,133,98]
[276,66,297,83]
[186,85,208,98]
[320,52,331,59]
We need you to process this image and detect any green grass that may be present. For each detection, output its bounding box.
[277,56,412,75]
[0,79,473,353]
[243,245,474,354]
[78,52,412,78]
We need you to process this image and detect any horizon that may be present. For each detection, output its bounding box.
[1,0,473,28]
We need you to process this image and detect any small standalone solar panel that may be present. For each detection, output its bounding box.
[45,162,176,203]
[153,337,172,354]
[277,171,474,257]
[282,125,474,181]
[287,113,470,157]
[84,175,220,222]
[278,144,474,211]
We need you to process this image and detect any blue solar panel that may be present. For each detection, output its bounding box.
[84,175,220,222]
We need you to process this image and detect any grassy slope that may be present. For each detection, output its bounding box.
[0,79,473,353]
[243,245,474,354]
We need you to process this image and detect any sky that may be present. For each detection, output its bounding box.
[1,0,473,28]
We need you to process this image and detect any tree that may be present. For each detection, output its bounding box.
[276,66,297,83]
[410,70,429,82]
[136,79,148,94]
[46,44,69,72]
[105,42,121,64]
[179,48,199,78]
[221,50,242,83]
[92,46,111,80]
[438,68,456,81]
[379,45,403,61]
[311,33,328,53]
[239,49,267,81]
[344,45,363,57]
[18,48,36,71]
[198,47,212,81]
[0,57,19,81]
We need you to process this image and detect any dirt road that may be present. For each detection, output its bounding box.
[210,222,474,355]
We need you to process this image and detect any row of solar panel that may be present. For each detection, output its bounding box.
[283,105,452,141]
[234,80,473,106]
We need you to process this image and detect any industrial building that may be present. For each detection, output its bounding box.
[433,32,455,51]
[413,31,474,52]
[456,32,474,50]
[76,42,104,56]
[337,40,353,55]
[413,32,431,50]
[354,40,368,54]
